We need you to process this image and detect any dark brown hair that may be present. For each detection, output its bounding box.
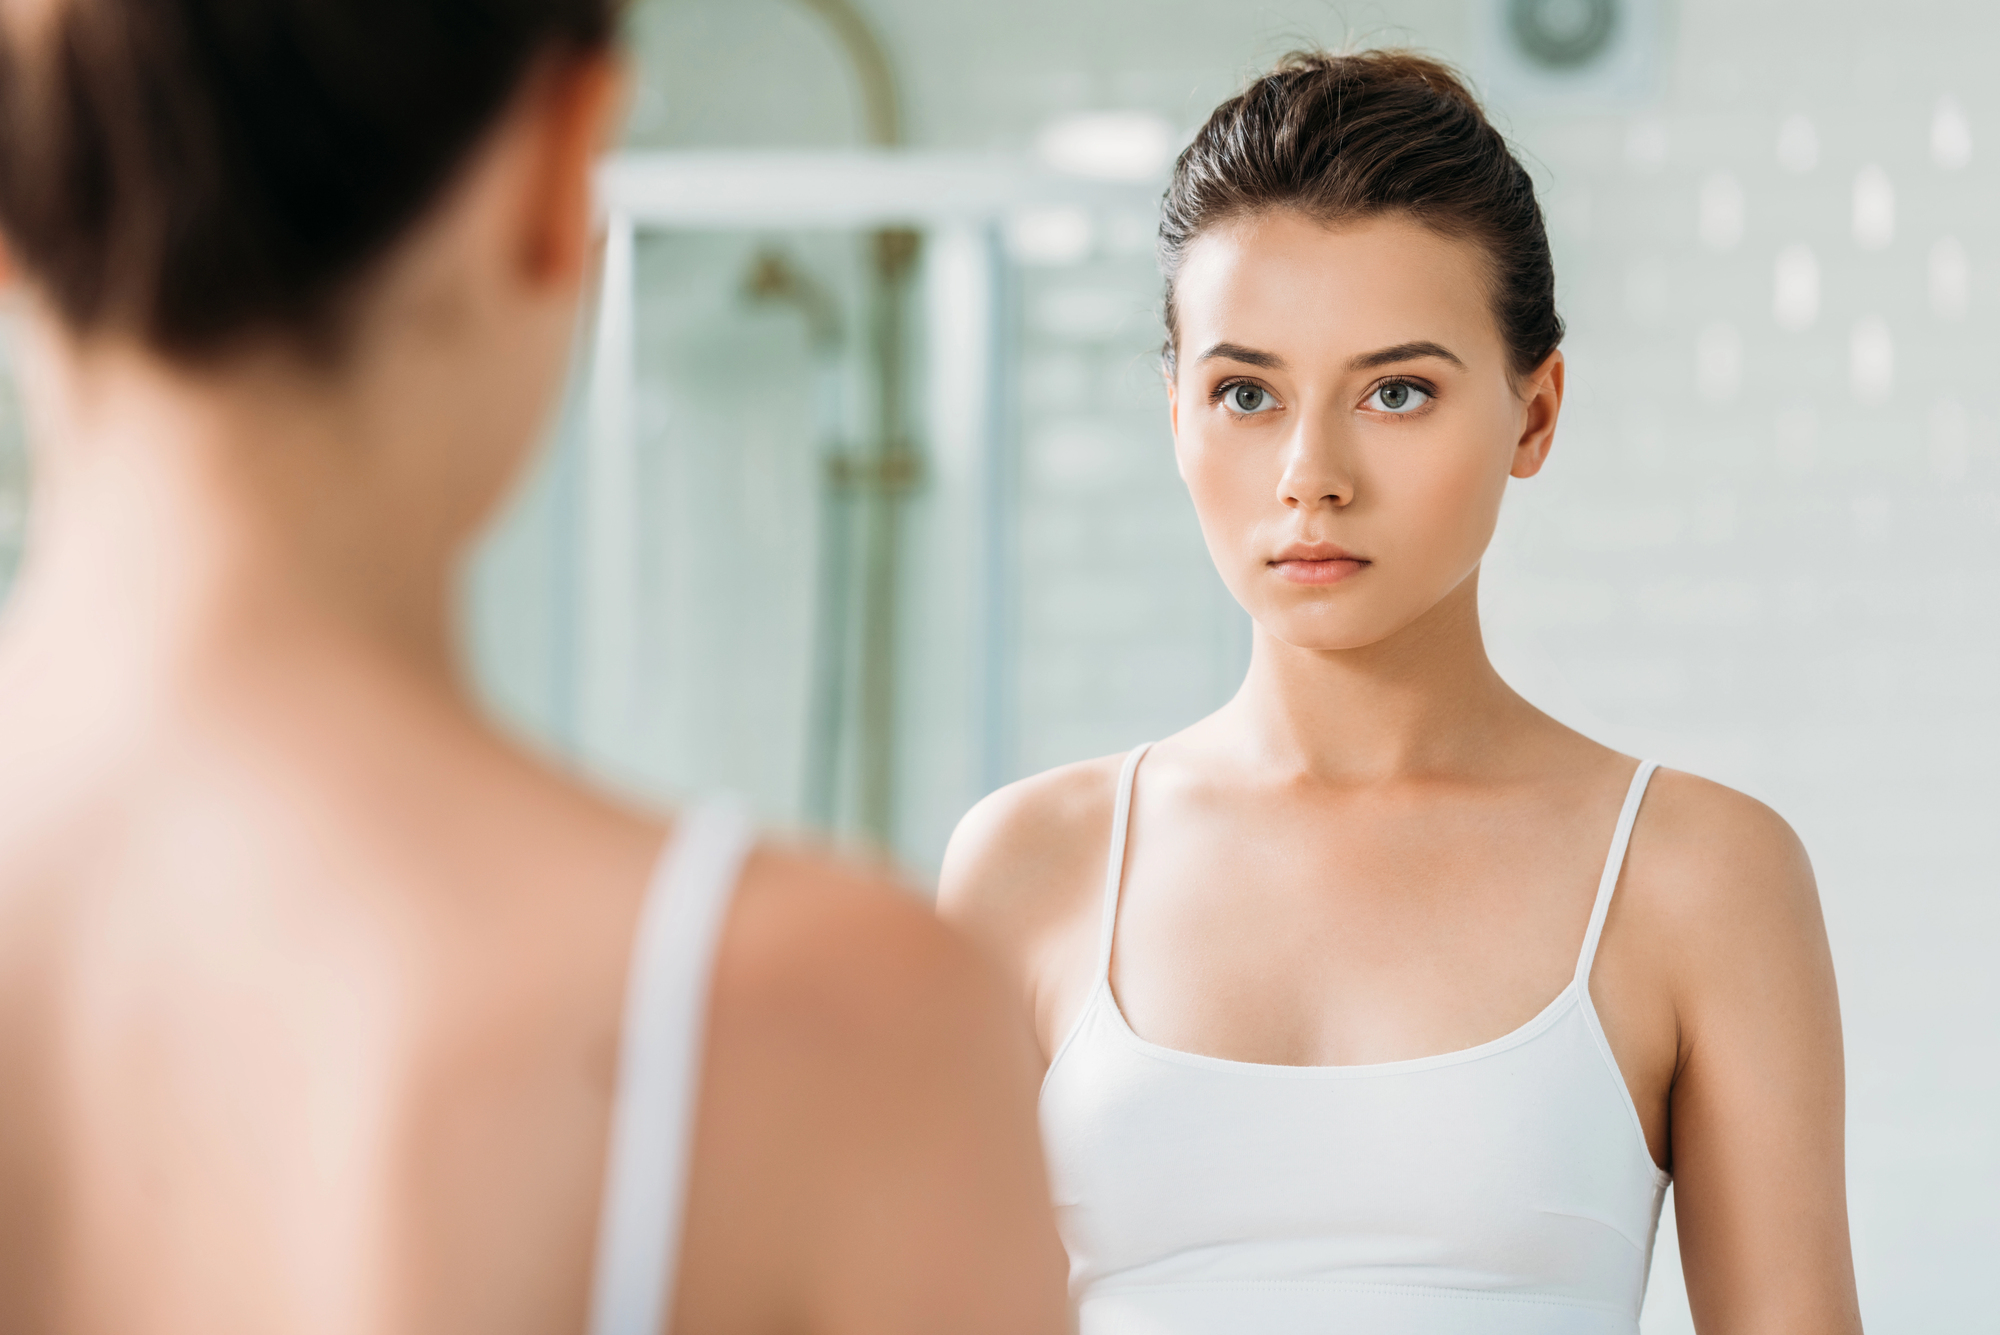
[1160,49,1561,382]
[0,0,617,358]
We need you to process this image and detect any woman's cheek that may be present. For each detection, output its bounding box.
[1398,440,1510,578]
[1184,447,1262,551]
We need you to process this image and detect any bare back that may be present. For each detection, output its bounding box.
[0,619,1066,1335]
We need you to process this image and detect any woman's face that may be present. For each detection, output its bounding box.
[1169,209,1561,653]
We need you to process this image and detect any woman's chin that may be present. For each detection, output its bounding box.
[1250,608,1407,655]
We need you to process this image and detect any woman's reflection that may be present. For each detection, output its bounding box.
[944,48,1861,1335]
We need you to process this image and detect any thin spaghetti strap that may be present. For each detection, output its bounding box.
[588,797,755,1335]
[1574,761,1659,987]
[1094,744,1153,982]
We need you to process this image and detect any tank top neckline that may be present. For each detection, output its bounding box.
[1047,746,1662,1084]
[1083,973,1593,1080]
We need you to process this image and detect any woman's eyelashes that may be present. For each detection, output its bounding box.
[1363,378,1434,415]
[1211,377,1438,419]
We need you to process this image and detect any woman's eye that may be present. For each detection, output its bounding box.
[1224,383,1277,414]
[1366,381,1431,414]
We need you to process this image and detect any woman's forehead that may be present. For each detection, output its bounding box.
[1175,211,1502,364]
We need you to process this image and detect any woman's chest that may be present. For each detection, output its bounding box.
[1090,792,1677,1164]
[1108,815,1599,1067]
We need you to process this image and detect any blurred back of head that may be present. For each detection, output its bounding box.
[0,0,615,361]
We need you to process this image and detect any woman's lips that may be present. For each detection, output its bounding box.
[1269,542,1368,585]
[1270,557,1368,584]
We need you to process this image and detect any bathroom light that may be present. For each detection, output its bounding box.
[1775,113,1818,173]
[1852,166,1894,250]
[1772,243,1819,331]
[1932,97,1972,170]
[1849,317,1893,404]
[1036,112,1178,182]
[1007,207,1093,265]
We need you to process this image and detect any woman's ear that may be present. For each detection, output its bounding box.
[1167,371,1191,481]
[1509,349,1564,480]
[1167,373,1180,437]
[519,50,630,289]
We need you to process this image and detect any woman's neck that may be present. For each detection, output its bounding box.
[1,329,463,695]
[1213,571,1542,782]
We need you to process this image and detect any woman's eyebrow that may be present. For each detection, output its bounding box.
[1349,340,1466,370]
[1197,341,1286,369]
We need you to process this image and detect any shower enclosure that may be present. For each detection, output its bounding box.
[468,149,1155,870]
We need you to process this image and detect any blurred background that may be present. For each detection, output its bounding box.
[2,0,1992,1326]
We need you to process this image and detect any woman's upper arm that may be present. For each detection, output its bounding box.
[1657,788,1863,1333]
[810,907,1072,1335]
[937,763,1117,1058]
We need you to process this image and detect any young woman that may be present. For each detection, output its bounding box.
[942,51,1861,1335]
[0,3,1067,1333]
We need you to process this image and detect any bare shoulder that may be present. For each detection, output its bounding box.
[718,844,1014,1046]
[1619,768,1830,994]
[935,752,1129,953]
[1626,769,1817,912]
[683,845,1068,1333]
[698,842,1037,1151]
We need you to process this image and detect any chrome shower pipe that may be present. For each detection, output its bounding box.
[742,250,850,829]
[791,0,916,849]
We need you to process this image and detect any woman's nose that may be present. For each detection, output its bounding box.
[1276,418,1355,510]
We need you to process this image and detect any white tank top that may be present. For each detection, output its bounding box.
[1039,747,1671,1334]
[587,797,754,1335]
